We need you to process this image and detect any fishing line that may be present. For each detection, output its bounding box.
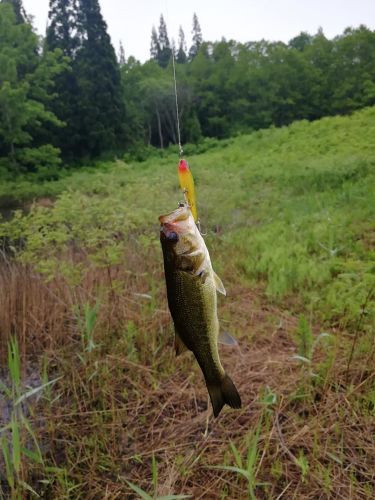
[164,2,202,230]
[164,0,183,157]
[172,50,183,158]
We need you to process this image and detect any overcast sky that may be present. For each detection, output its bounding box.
[23,0,375,62]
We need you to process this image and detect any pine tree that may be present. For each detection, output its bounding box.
[118,40,125,66]
[177,26,187,64]
[45,0,79,160]
[189,12,202,60]
[46,0,77,56]
[157,14,171,68]
[1,0,25,23]
[150,25,159,61]
[74,0,125,156]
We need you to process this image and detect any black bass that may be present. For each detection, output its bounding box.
[159,204,241,417]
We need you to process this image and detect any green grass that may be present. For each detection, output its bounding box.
[2,106,374,331]
[1,107,374,497]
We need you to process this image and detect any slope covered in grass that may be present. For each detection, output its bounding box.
[2,106,374,330]
[0,107,374,498]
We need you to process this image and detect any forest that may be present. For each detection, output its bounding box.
[0,0,374,498]
[1,0,375,172]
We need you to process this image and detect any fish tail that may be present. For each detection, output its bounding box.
[206,373,241,418]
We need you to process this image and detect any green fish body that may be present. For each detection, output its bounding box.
[159,204,241,417]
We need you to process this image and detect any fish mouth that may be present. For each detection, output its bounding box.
[159,204,190,225]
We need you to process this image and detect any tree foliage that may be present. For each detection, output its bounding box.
[73,0,125,157]
[1,0,26,24]
[143,16,375,146]
[1,4,375,170]
[177,26,187,64]
[0,3,65,172]
[189,12,202,60]
[45,0,125,160]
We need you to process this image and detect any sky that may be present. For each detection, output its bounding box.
[23,0,375,62]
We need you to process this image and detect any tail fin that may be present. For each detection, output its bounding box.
[206,374,241,418]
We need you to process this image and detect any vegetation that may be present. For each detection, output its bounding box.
[1,0,375,170]
[0,0,374,497]
[0,2,66,175]
[0,108,374,497]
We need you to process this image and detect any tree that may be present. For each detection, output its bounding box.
[176,26,187,64]
[46,0,77,56]
[120,56,147,147]
[45,0,79,160]
[74,0,126,157]
[150,25,159,61]
[118,40,125,66]
[0,3,64,171]
[1,0,26,23]
[126,22,375,149]
[46,0,126,159]
[330,26,375,113]
[157,14,172,68]
[189,12,202,60]
[288,31,313,51]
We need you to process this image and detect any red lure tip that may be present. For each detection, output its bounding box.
[178,159,189,172]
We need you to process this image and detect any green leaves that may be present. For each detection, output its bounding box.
[125,479,191,500]
[209,422,264,500]
[0,337,47,498]
[0,2,65,172]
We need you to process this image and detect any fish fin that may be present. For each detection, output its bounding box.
[218,331,238,346]
[206,374,241,418]
[175,332,188,356]
[213,271,226,296]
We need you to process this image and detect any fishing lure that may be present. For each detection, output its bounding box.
[178,159,198,223]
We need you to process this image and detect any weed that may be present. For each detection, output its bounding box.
[0,338,59,498]
[0,109,374,497]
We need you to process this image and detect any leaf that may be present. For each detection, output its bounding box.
[15,376,62,406]
[133,293,152,300]
[290,355,311,364]
[21,415,44,465]
[124,480,152,500]
[229,440,243,468]
[0,379,11,398]
[209,465,250,481]
[1,435,14,488]
[157,496,191,500]
[21,447,44,464]
[19,480,40,497]
[326,452,343,465]
[11,414,21,474]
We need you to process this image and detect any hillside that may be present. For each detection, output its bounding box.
[0,108,374,498]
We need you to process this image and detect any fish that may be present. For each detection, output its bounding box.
[159,203,241,417]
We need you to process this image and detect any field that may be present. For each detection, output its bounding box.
[0,107,374,498]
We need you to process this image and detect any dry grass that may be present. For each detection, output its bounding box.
[0,245,374,498]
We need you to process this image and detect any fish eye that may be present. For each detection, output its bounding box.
[167,231,179,243]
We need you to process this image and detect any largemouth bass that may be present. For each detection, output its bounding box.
[159,204,241,417]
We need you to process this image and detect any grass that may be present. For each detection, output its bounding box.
[0,107,374,497]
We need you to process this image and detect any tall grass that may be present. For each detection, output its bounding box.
[0,338,57,498]
[0,108,374,497]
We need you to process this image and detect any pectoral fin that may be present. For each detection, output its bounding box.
[218,331,238,346]
[213,271,226,296]
[175,331,188,356]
